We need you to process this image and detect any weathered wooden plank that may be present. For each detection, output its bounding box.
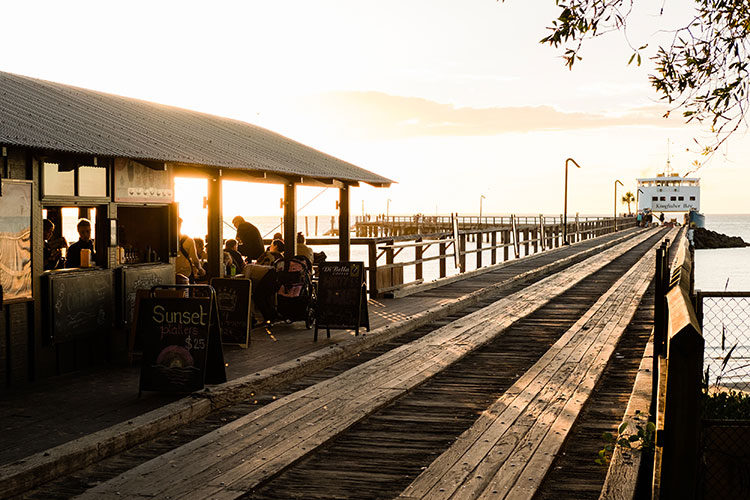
[398,229,671,500]
[77,230,658,500]
[598,336,654,500]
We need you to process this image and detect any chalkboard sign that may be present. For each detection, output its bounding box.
[138,294,226,393]
[210,278,252,347]
[46,269,114,343]
[315,261,370,340]
[120,263,175,328]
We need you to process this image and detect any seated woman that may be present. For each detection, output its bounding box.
[256,239,284,266]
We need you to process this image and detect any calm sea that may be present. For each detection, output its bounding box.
[694,214,750,292]
[692,214,750,390]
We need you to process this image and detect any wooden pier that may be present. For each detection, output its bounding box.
[0,225,688,500]
[4,225,721,500]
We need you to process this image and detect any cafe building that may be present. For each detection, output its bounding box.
[0,71,392,391]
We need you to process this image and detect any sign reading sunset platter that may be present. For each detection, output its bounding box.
[138,296,225,394]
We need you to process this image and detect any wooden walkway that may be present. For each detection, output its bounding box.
[76,228,669,499]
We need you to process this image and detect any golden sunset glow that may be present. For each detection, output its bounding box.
[4,0,748,216]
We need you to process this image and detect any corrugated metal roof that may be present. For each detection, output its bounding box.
[0,71,392,186]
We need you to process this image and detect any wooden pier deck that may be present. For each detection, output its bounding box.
[1,226,668,499]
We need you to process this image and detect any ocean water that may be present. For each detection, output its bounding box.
[693,214,750,390]
[694,214,750,292]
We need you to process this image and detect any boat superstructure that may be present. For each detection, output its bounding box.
[636,173,701,213]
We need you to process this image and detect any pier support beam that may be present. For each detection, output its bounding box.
[283,181,297,257]
[338,185,350,261]
[206,170,223,279]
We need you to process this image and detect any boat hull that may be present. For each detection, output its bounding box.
[689,210,705,228]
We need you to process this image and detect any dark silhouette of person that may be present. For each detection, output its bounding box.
[232,216,264,261]
[43,219,66,270]
[256,239,284,266]
[224,239,245,273]
[66,218,96,268]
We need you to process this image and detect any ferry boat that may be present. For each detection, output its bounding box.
[636,161,704,227]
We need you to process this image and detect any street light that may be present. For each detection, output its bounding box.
[614,179,624,231]
[386,198,392,219]
[637,188,644,212]
[479,195,486,220]
[563,158,581,244]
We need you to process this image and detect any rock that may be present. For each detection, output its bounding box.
[693,228,750,249]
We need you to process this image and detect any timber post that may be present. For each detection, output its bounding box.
[284,181,297,257]
[338,185,350,261]
[206,169,223,279]
[439,239,447,278]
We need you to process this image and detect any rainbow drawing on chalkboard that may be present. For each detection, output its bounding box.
[156,345,195,368]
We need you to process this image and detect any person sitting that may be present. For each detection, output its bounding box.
[256,239,284,266]
[66,218,96,268]
[176,218,205,283]
[295,232,314,266]
[43,219,67,270]
[224,239,245,273]
[232,216,264,262]
[194,237,208,262]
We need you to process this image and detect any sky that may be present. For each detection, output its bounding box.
[3,0,749,236]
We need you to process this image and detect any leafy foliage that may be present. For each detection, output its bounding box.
[596,410,655,466]
[703,389,750,419]
[510,0,750,151]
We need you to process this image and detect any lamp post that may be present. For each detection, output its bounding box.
[386,198,392,219]
[564,158,581,244]
[614,179,623,231]
[479,195,486,220]
[637,188,644,212]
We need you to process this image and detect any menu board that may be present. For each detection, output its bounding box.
[315,261,369,340]
[46,269,114,343]
[138,296,226,393]
[120,264,175,328]
[210,278,252,347]
[114,158,173,203]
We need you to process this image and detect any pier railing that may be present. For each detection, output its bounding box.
[305,214,636,298]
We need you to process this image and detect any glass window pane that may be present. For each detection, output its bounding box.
[43,162,74,196]
[78,166,107,197]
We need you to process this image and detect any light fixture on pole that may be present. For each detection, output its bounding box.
[479,195,486,219]
[563,158,581,244]
[614,179,623,231]
[637,188,644,211]
[386,198,392,219]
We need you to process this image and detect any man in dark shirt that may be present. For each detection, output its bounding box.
[232,216,264,261]
[67,218,96,268]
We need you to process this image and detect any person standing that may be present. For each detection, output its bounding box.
[232,216,264,261]
[66,218,95,268]
[176,218,205,282]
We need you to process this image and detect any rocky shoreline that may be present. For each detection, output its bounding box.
[693,227,750,249]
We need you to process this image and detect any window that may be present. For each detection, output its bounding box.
[690,196,696,201]
[78,166,107,197]
[670,196,677,201]
[678,196,684,201]
[42,161,108,198]
[43,162,75,196]
[652,196,658,202]
[660,196,666,201]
